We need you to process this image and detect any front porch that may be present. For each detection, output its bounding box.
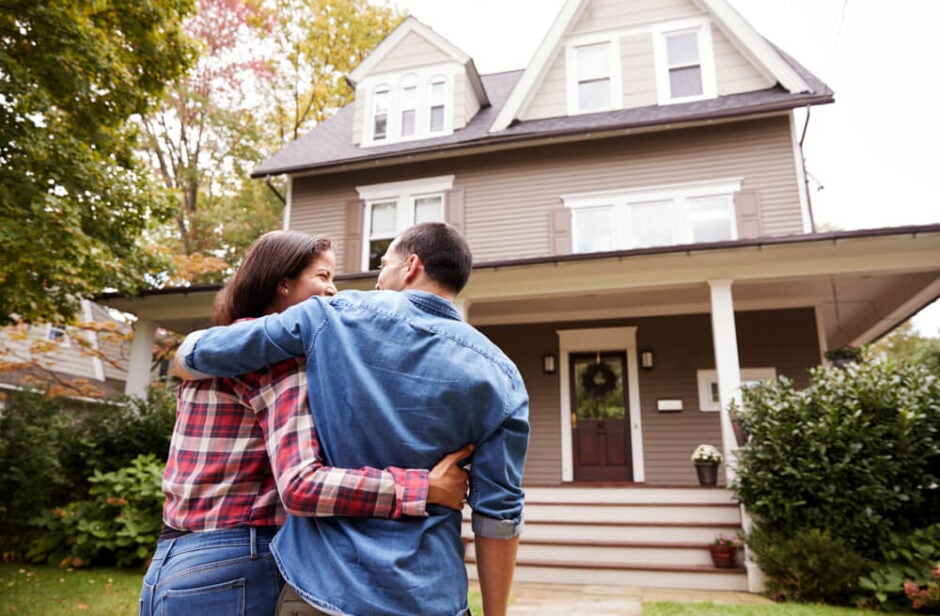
[463,486,749,592]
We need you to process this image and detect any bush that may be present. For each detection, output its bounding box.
[0,386,176,562]
[731,359,939,603]
[29,454,166,568]
[859,524,940,612]
[747,525,866,603]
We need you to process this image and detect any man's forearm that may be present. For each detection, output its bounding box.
[474,534,520,616]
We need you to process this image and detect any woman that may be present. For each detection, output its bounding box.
[140,230,470,616]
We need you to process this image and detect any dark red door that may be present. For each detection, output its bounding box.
[570,352,632,482]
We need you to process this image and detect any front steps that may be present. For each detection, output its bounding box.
[463,486,748,591]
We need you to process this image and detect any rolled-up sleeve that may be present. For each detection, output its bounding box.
[469,372,529,539]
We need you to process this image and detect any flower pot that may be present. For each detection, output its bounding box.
[709,544,737,568]
[694,461,718,486]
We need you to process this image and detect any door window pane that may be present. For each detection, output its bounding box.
[571,353,626,420]
[628,200,672,248]
[573,206,614,253]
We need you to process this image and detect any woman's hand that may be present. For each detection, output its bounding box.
[427,444,474,510]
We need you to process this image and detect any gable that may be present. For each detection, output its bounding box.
[371,30,453,74]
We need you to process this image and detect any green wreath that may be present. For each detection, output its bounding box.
[580,362,617,398]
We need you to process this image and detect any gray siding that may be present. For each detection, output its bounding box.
[479,307,820,487]
[288,116,803,269]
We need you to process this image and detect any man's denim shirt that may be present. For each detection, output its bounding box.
[181,290,529,616]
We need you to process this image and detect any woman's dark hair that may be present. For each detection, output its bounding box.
[213,231,332,325]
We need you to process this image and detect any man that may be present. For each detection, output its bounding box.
[176,222,529,616]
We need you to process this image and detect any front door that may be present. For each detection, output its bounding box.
[570,351,632,482]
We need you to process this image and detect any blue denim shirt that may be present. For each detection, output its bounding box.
[182,290,529,616]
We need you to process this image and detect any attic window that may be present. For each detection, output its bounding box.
[372,87,390,140]
[401,84,417,137]
[666,31,703,98]
[47,324,71,347]
[429,80,446,132]
[576,42,611,111]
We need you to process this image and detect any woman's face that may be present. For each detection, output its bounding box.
[274,250,337,312]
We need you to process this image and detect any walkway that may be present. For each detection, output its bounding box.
[470,581,772,615]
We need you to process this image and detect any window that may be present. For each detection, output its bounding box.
[357,176,453,270]
[566,180,740,253]
[665,30,703,99]
[428,80,446,133]
[47,324,70,347]
[653,19,716,104]
[576,42,612,111]
[372,87,389,140]
[400,85,417,137]
[697,368,777,412]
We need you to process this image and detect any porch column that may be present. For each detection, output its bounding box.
[707,279,742,481]
[124,319,156,398]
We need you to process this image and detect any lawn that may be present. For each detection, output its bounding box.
[0,563,484,615]
[644,602,909,615]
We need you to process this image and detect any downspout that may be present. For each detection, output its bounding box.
[798,106,817,233]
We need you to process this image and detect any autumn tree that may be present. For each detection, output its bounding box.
[0,0,195,324]
[871,321,940,375]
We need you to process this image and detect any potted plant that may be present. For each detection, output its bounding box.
[691,444,722,486]
[824,344,863,368]
[708,533,740,568]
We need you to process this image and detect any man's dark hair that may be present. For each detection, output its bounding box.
[396,222,472,294]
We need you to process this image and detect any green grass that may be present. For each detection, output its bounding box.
[644,602,909,615]
[0,563,484,615]
[0,563,143,615]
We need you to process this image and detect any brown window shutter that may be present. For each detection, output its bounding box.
[549,208,572,255]
[344,199,365,273]
[444,187,466,234]
[734,191,762,239]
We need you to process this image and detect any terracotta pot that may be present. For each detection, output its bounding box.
[694,461,718,486]
[709,544,737,568]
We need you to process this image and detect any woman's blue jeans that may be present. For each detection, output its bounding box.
[140,526,283,616]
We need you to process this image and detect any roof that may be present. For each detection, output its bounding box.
[252,49,831,179]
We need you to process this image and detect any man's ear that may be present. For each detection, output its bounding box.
[402,253,422,283]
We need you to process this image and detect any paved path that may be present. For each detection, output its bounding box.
[470,581,772,615]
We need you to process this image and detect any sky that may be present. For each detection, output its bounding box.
[390,0,940,336]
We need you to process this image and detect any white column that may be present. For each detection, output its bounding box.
[707,279,742,481]
[124,319,156,398]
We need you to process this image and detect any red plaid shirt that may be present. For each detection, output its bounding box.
[162,358,429,530]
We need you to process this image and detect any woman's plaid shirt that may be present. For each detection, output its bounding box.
[161,358,429,530]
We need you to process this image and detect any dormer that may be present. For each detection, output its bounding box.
[349,17,489,147]
[493,0,811,130]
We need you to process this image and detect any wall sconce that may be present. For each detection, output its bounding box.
[542,353,557,374]
[640,349,654,370]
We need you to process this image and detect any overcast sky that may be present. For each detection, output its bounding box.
[390,0,940,335]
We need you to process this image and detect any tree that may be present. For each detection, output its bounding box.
[871,321,940,376]
[261,0,403,147]
[0,0,195,325]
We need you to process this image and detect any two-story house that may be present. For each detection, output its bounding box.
[103,0,940,592]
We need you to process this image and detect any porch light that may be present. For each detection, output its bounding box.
[640,349,654,370]
[542,353,557,374]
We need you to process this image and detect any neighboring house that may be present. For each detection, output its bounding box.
[0,300,135,399]
[102,0,940,592]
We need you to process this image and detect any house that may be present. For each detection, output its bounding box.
[101,0,940,592]
[0,300,137,399]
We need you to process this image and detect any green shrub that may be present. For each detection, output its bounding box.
[28,454,165,568]
[0,386,176,562]
[731,359,939,604]
[746,526,865,603]
[859,524,940,612]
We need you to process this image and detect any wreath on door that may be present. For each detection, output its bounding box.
[581,361,617,398]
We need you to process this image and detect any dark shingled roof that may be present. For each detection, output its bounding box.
[252,46,833,178]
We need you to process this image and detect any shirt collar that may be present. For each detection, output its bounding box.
[402,290,462,321]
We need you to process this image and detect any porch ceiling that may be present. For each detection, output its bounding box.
[99,229,940,347]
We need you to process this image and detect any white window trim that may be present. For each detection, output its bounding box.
[356,175,455,270]
[563,178,742,252]
[697,367,776,412]
[358,65,457,147]
[565,34,623,115]
[370,84,390,142]
[651,17,717,105]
